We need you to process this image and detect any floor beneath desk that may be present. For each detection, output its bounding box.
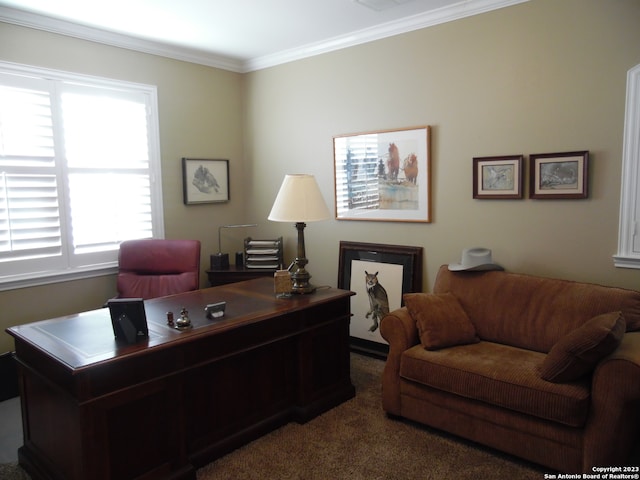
[0,397,21,464]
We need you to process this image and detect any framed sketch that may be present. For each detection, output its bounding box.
[529,151,589,199]
[182,158,230,204]
[338,241,423,357]
[473,155,524,199]
[333,126,431,222]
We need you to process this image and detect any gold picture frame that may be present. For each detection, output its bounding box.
[333,126,431,222]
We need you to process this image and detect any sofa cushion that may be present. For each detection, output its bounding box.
[400,342,591,427]
[404,293,479,350]
[432,265,640,353]
[539,311,626,383]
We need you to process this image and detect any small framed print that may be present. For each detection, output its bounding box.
[182,158,230,204]
[529,151,589,199]
[473,155,524,199]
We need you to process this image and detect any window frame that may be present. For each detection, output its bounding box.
[614,63,640,269]
[0,61,164,291]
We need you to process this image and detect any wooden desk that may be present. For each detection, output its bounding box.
[7,278,355,480]
[206,265,275,287]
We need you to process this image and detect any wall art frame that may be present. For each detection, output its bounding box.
[333,126,431,223]
[529,151,589,199]
[473,155,524,199]
[338,241,423,357]
[182,158,230,205]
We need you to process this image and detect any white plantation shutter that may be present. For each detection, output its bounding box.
[0,76,63,273]
[67,172,152,253]
[61,86,154,257]
[0,63,163,287]
[0,173,62,257]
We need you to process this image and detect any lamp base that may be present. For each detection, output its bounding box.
[290,260,316,294]
[211,253,229,270]
[291,280,316,294]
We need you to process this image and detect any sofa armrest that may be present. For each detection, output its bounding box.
[380,307,419,352]
[583,331,640,470]
[380,307,419,415]
[605,330,640,364]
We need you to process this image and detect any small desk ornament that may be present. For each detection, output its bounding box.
[175,307,192,330]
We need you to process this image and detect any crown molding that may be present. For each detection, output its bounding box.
[0,6,246,72]
[1,0,528,74]
[243,0,528,72]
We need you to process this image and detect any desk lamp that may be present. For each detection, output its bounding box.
[211,223,257,269]
[268,174,330,294]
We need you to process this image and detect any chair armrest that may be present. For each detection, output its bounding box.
[379,307,419,415]
[583,331,640,470]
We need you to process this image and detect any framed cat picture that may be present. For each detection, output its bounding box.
[338,241,423,357]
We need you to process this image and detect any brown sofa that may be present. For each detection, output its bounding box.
[380,265,640,473]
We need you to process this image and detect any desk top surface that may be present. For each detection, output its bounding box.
[7,278,353,370]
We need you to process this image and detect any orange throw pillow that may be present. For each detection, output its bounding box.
[539,311,626,383]
[404,292,479,350]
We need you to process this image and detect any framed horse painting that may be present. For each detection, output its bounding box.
[333,126,431,222]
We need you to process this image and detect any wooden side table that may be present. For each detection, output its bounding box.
[206,265,275,287]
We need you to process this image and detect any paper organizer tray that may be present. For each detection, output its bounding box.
[244,237,283,270]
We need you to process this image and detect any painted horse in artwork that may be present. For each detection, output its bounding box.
[403,153,418,184]
[387,143,400,181]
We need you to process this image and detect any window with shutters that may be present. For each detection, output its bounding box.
[614,63,640,269]
[0,62,164,289]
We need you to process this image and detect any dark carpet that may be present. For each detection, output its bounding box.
[197,353,546,479]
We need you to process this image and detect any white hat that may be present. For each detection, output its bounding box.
[448,247,503,272]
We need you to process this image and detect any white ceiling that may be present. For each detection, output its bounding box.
[0,0,527,72]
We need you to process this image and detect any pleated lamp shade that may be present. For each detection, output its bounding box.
[268,174,330,222]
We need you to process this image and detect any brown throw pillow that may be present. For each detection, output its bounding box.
[539,311,626,383]
[404,292,479,350]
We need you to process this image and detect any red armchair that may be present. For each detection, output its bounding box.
[116,239,201,299]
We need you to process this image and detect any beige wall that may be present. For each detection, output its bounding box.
[1,0,640,353]
[245,0,640,293]
[0,23,245,352]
